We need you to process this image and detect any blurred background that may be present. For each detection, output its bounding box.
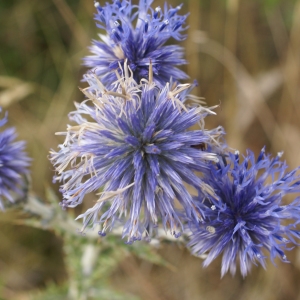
[1,0,300,299]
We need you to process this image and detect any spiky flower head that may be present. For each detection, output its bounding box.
[84,0,188,87]
[188,148,300,277]
[50,66,224,243]
[0,109,30,210]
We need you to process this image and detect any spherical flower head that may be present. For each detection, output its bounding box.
[50,67,224,243]
[84,0,188,87]
[188,148,300,277]
[0,109,30,210]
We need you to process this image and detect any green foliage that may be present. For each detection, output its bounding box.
[30,283,68,300]
[62,234,137,300]
[263,0,282,9]
[13,188,176,299]
[129,242,177,272]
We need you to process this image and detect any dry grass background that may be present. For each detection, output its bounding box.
[1,0,300,299]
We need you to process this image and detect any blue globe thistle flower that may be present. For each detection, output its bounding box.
[0,109,30,210]
[188,148,300,277]
[50,67,224,243]
[84,0,188,87]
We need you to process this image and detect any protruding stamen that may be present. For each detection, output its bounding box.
[94,1,105,18]
[114,20,124,33]
[173,20,183,31]
[169,4,182,18]
[277,151,284,158]
[159,19,169,31]
[154,6,161,19]
[94,1,103,12]
[257,146,265,163]
[234,150,239,163]
[112,29,121,42]
[144,20,148,33]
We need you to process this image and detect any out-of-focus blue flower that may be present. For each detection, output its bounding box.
[84,0,188,87]
[188,148,300,277]
[0,109,30,210]
[50,68,224,243]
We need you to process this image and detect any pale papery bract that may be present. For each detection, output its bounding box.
[188,148,300,277]
[84,0,188,87]
[50,69,224,243]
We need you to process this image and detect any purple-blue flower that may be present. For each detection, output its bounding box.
[188,148,300,277]
[84,0,188,87]
[0,109,30,210]
[50,68,224,243]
